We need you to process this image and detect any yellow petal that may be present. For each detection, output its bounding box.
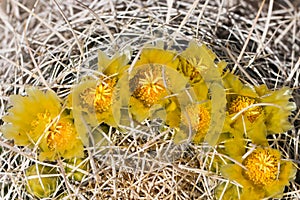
[257,86,296,133]
[278,160,297,184]
[136,48,180,69]
[240,187,265,200]
[221,164,251,187]
[98,49,130,77]
[224,137,245,162]
[223,72,258,98]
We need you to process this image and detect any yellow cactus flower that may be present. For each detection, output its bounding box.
[78,78,116,114]
[71,78,119,146]
[25,164,58,198]
[223,72,295,145]
[2,88,61,146]
[221,147,297,199]
[70,50,130,146]
[126,48,187,125]
[133,70,166,107]
[129,67,170,122]
[1,87,84,161]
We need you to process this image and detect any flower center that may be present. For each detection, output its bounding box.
[94,79,115,112]
[197,106,211,134]
[183,105,210,138]
[46,121,74,151]
[80,79,115,112]
[243,148,280,186]
[229,96,262,123]
[133,71,166,107]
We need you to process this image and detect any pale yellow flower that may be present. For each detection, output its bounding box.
[221,147,296,199]
[2,87,84,161]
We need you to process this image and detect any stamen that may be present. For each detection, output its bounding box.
[229,96,262,123]
[133,71,166,107]
[243,148,280,186]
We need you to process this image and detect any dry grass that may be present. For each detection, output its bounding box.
[0,0,299,199]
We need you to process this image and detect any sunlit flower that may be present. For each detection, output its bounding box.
[221,147,296,199]
[25,164,58,198]
[223,72,295,145]
[2,88,61,146]
[1,87,84,161]
[127,49,183,124]
[70,51,130,146]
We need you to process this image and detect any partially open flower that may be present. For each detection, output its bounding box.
[221,147,296,199]
[180,41,226,84]
[223,72,295,145]
[1,87,84,161]
[25,164,58,198]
